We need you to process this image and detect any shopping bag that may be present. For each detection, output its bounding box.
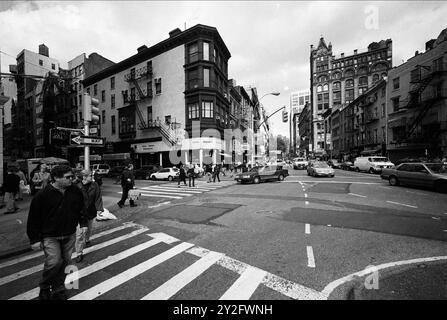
[96,208,117,221]
[19,181,31,194]
[128,189,141,201]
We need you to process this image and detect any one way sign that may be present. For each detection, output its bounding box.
[70,135,105,146]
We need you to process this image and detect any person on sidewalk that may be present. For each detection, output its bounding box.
[213,164,221,183]
[27,165,87,300]
[4,166,20,214]
[32,163,50,194]
[117,162,136,208]
[206,164,213,183]
[15,168,28,201]
[74,170,103,263]
[187,164,196,187]
[178,164,187,187]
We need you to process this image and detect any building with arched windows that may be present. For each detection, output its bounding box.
[309,37,392,158]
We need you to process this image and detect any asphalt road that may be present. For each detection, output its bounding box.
[1,169,447,300]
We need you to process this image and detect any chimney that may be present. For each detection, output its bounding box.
[415,51,419,56]
[341,53,344,58]
[39,44,49,57]
[425,39,436,51]
[354,49,358,55]
[169,28,182,38]
[137,45,147,53]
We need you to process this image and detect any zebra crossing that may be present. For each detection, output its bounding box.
[0,222,324,300]
[121,181,235,200]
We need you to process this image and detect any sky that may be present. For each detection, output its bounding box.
[1,1,446,137]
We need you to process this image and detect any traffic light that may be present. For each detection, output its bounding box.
[282,110,288,123]
[83,93,100,124]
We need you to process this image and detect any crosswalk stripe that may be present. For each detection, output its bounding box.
[219,266,267,300]
[140,191,193,197]
[69,242,195,300]
[151,185,215,192]
[10,233,177,300]
[141,251,224,300]
[0,227,149,286]
[140,187,203,194]
[118,192,182,199]
[0,222,140,270]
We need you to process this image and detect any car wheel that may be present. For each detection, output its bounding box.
[145,174,151,180]
[355,167,360,172]
[389,176,399,186]
[168,176,173,182]
[435,180,447,193]
[151,175,157,181]
[253,177,260,184]
[369,168,375,174]
[278,174,284,181]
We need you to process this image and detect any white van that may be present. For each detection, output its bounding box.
[354,156,394,173]
[91,164,111,176]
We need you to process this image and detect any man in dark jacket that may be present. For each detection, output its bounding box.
[213,164,221,183]
[117,162,136,208]
[187,164,195,187]
[27,165,87,300]
[178,164,187,187]
[74,169,103,263]
[4,166,20,214]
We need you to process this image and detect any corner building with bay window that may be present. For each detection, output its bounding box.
[81,24,231,167]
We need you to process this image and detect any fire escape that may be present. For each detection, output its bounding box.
[122,66,178,145]
[396,60,447,143]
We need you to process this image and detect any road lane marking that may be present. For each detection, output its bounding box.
[432,217,441,220]
[0,227,150,286]
[306,246,316,268]
[119,192,182,199]
[348,193,367,198]
[405,190,429,196]
[305,201,309,205]
[304,194,308,198]
[305,224,310,234]
[141,251,225,300]
[386,201,418,209]
[140,187,203,194]
[321,255,447,299]
[0,223,140,270]
[69,242,195,300]
[283,181,381,185]
[219,266,267,300]
[10,233,177,300]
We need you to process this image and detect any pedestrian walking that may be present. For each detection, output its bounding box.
[178,164,187,187]
[93,170,103,187]
[4,166,20,214]
[74,170,103,263]
[117,162,136,208]
[32,163,50,194]
[15,167,28,201]
[213,164,221,183]
[27,165,87,300]
[206,164,213,183]
[187,164,196,187]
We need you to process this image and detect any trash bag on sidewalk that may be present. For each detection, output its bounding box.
[96,208,117,221]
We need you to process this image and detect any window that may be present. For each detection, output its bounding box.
[188,69,199,89]
[39,59,43,66]
[345,89,354,101]
[359,76,368,86]
[323,93,329,101]
[392,97,400,112]
[317,94,323,102]
[203,42,209,61]
[188,102,199,119]
[213,48,217,62]
[203,68,210,87]
[345,79,354,88]
[333,81,341,91]
[87,87,90,95]
[131,87,136,100]
[359,87,368,95]
[111,94,115,109]
[79,111,82,121]
[345,69,355,78]
[94,84,98,96]
[382,126,386,142]
[165,115,171,125]
[323,84,329,91]
[381,103,385,117]
[333,91,341,101]
[317,85,322,93]
[155,79,161,94]
[299,96,305,105]
[382,87,386,98]
[333,72,341,80]
[51,63,55,70]
[111,77,115,90]
[111,115,116,135]
[102,110,106,124]
[79,95,82,106]
[147,106,153,123]
[188,43,199,63]
[101,90,105,102]
[393,77,400,89]
[372,74,380,83]
[202,101,214,118]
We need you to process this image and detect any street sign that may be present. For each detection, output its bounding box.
[89,127,98,134]
[71,135,105,146]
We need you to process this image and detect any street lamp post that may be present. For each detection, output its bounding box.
[0,95,10,186]
[252,92,280,165]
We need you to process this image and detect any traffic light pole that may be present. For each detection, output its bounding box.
[256,106,286,131]
[84,120,90,170]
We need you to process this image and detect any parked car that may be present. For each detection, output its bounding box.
[327,159,341,169]
[293,157,308,170]
[107,166,125,178]
[381,162,447,193]
[90,164,111,176]
[307,161,335,177]
[235,165,289,184]
[150,167,180,181]
[354,156,394,173]
[339,161,353,171]
[134,164,162,180]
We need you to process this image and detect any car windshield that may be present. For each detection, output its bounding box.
[425,164,447,173]
[314,162,329,168]
[371,157,389,162]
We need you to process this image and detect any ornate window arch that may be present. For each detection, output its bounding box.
[318,74,329,82]
[358,66,368,75]
[317,85,323,93]
[372,62,388,73]
[359,76,368,86]
[323,83,329,91]
[332,71,341,80]
[333,81,341,90]
[345,79,354,88]
[372,74,380,83]
[344,69,355,78]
